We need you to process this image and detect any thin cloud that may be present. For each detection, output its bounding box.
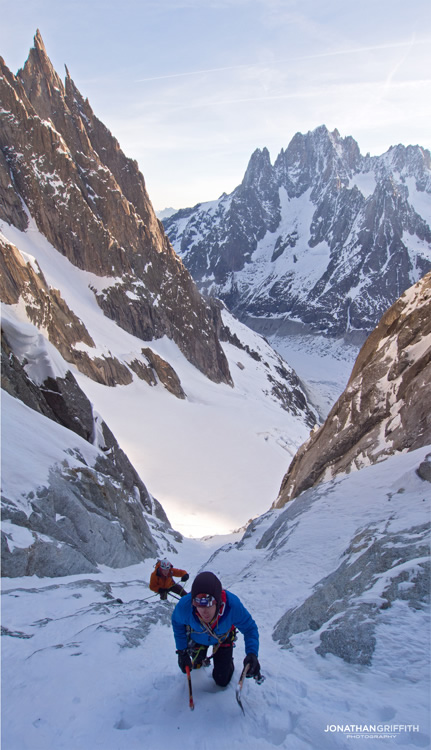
[133,78,431,114]
[136,37,431,84]
[136,64,253,83]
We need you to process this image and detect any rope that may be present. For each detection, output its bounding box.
[141,592,160,602]
[196,613,233,646]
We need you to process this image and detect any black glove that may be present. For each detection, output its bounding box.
[181,574,189,582]
[243,653,260,678]
[159,590,168,600]
[177,649,192,673]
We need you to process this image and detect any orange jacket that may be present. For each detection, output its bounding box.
[149,563,187,592]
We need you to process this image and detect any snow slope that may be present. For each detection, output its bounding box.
[1,218,316,537]
[1,389,102,518]
[2,446,430,750]
[263,331,360,418]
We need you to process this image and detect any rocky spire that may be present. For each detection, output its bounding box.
[17,29,66,122]
[241,147,272,189]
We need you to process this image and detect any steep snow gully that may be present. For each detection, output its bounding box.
[2,447,430,750]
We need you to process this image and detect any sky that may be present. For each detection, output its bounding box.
[1,0,431,211]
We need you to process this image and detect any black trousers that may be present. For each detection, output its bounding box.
[212,644,234,686]
[160,583,186,599]
[191,642,234,687]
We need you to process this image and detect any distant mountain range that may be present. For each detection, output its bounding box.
[156,207,177,220]
[163,126,431,340]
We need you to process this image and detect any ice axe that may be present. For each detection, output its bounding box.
[185,666,194,710]
[235,663,249,714]
[236,663,266,714]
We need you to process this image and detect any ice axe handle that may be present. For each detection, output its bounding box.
[185,665,194,710]
[236,663,250,714]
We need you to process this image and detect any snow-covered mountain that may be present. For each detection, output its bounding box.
[156,207,177,220]
[0,275,317,570]
[1,303,178,577]
[164,126,431,339]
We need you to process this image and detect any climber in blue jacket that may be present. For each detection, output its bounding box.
[171,570,261,687]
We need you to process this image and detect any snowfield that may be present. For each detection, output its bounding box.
[2,446,430,750]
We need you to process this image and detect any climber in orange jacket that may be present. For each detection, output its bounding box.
[149,558,189,600]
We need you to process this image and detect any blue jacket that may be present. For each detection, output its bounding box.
[171,591,259,655]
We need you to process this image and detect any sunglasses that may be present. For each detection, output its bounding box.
[193,594,215,608]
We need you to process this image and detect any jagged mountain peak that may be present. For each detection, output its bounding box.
[17,29,66,122]
[374,142,431,192]
[164,126,431,339]
[242,146,272,182]
[18,31,159,233]
[278,125,362,196]
[0,33,232,385]
[240,145,278,210]
[34,28,46,50]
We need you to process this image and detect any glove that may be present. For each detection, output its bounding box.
[177,649,192,673]
[181,574,189,582]
[159,590,168,600]
[243,653,260,678]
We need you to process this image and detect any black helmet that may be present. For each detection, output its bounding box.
[191,571,222,607]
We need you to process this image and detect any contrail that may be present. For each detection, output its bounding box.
[136,63,255,83]
[159,78,431,113]
[136,37,429,83]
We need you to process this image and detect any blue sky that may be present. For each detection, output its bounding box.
[1,0,430,210]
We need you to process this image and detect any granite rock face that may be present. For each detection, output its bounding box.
[0,31,231,386]
[274,271,431,505]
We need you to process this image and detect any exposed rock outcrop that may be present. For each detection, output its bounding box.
[220,311,317,424]
[0,235,137,386]
[273,271,431,506]
[272,515,429,665]
[1,315,173,577]
[140,348,186,399]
